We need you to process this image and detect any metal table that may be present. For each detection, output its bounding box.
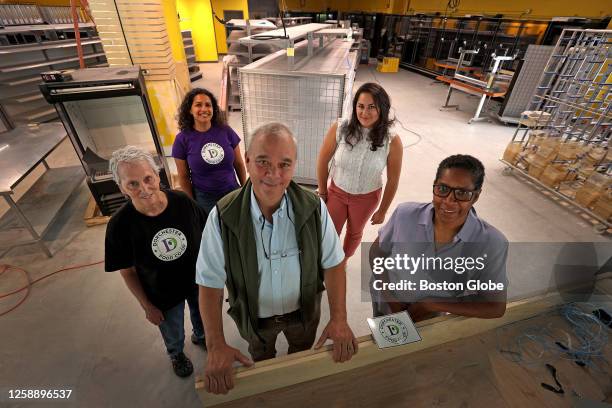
[436,75,508,124]
[0,122,83,257]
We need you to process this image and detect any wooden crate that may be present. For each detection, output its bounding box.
[83,196,110,227]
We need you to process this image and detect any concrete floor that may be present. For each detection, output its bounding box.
[0,61,610,407]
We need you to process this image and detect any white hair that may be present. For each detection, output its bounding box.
[248,122,298,152]
[109,145,160,185]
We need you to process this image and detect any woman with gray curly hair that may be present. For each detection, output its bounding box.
[105,145,208,378]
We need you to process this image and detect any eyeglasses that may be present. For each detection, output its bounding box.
[259,196,299,260]
[433,184,478,202]
[260,223,301,260]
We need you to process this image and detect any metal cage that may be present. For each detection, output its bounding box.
[239,38,358,184]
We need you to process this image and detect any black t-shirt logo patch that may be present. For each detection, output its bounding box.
[201,142,224,165]
[151,228,188,262]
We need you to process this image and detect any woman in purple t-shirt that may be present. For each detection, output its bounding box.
[172,88,247,215]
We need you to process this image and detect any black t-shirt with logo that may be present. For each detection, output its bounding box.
[104,190,207,311]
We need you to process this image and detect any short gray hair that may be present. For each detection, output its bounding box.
[248,122,298,152]
[109,145,160,185]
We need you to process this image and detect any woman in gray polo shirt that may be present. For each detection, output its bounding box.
[370,154,508,321]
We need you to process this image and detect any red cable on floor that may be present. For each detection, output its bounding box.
[0,264,31,317]
[0,260,104,317]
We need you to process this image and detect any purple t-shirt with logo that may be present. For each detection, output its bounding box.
[172,125,241,196]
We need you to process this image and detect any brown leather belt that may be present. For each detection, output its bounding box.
[259,309,301,324]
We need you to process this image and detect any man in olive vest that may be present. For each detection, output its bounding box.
[196,122,358,395]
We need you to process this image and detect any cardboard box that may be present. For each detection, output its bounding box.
[586,146,607,162]
[564,165,579,182]
[592,194,612,221]
[584,172,611,192]
[575,187,601,208]
[528,133,548,147]
[557,142,582,161]
[535,145,558,161]
[528,161,546,178]
[502,142,523,164]
[539,165,567,188]
[527,152,550,167]
[520,111,551,127]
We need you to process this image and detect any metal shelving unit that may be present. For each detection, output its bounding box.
[0,6,106,128]
[225,19,279,110]
[0,38,101,54]
[371,13,608,81]
[0,4,43,25]
[0,52,105,73]
[264,16,313,26]
[0,22,94,35]
[501,29,612,232]
[510,30,611,145]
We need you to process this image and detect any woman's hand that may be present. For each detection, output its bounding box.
[370,209,386,225]
[316,189,328,202]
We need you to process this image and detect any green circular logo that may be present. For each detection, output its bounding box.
[378,316,409,344]
[151,228,188,262]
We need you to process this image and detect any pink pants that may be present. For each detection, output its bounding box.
[326,181,382,258]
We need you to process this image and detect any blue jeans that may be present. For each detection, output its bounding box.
[158,289,204,358]
[194,188,235,216]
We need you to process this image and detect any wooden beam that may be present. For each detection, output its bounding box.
[198,314,611,407]
[83,196,110,227]
[195,286,589,406]
[435,75,507,97]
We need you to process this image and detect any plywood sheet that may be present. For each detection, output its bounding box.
[199,311,611,408]
[196,280,612,407]
[489,351,561,408]
[196,290,568,406]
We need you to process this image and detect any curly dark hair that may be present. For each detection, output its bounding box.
[435,154,486,190]
[177,88,226,132]
[341,82,394,151]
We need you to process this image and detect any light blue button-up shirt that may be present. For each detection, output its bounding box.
[375,202,508,303]
[196,189,344,318]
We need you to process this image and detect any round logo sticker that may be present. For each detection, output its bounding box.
[201,143,224,165]
[378,316,409,345]
[151,228,188,262]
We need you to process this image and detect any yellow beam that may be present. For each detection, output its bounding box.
[210,0,248,54]
[177,0,218,61]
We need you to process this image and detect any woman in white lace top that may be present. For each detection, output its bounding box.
[316,82,403,260]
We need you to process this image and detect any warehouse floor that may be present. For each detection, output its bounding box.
[0,61,610,407]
